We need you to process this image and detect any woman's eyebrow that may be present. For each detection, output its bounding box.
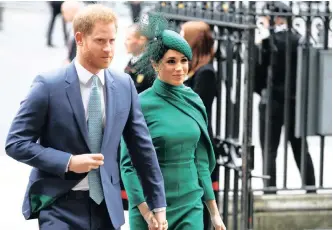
[166,56,187,60]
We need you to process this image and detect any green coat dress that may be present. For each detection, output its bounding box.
[120,78,216,230]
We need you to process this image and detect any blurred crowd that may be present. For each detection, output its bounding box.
[50,0,318,227]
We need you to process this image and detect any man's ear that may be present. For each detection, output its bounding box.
[75,32,83,46]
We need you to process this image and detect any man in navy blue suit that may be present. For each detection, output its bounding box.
[5,4,167,230]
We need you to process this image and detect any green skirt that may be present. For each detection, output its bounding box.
[128,161,205,230]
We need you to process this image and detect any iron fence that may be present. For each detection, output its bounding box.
[152,1,332,230]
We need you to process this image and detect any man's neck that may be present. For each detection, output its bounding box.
[132,51,143,58]
[132,45,146,57]
[77,55,100,75]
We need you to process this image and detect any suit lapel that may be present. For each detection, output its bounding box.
[102,69,116,151]
[65,62,91,151]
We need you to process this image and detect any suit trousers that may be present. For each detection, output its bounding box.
[38,190,118,230]
[259,98,316,192]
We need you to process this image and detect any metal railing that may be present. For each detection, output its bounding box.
[152,1,332,230]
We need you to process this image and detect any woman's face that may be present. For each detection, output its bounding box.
[153,49,189,86]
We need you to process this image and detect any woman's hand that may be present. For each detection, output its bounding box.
[143,211,159,229]
[211,214,226,230]
[204,200,226,230]
[154,219,168,230]
[144,211,168,230]
[137,202,163,229]
[145,213,168,230]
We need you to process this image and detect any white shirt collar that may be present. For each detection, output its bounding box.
[274,24,288,33]
[130,53,144,65]
[74,59,105,86]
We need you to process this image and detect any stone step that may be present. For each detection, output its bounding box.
[223,193,332,230]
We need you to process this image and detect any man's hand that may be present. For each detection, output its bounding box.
[154,210,167,230]
[143,211,158,229]
[143,211,168,230]
[154,219,167,230]
[68,153,104,173]
[211,214,226,230]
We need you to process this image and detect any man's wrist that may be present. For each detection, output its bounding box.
[152,207,166,213]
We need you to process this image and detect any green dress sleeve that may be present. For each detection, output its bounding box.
[120,138,146,208]
[195,135,215,201]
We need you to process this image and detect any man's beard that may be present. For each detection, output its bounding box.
[83,49,113,70]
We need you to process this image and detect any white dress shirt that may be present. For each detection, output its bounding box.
[71,60,106,191]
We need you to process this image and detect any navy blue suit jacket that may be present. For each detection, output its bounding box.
[5,62,166,229]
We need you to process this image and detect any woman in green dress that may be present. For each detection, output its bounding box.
[120,15,226,230]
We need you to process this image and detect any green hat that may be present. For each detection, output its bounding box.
[134,13,192,78]
[161,30,192,60]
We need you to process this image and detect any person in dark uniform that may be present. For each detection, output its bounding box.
[255,2,316,192]
[47,1,68,47]
[61,1,95,63]
[128,1,142,23]
[124,23,154,94]
[61,1,82,63]
[181,21,218,230]
[121,23,155,211]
